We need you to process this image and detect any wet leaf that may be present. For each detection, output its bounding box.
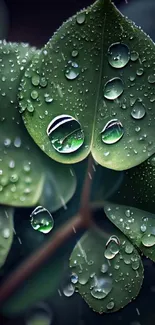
[69,227,143,313]
[18,0,155,170]
[0,41,76,208]
[104,202,155,262]
[109,154,155,214]
[0,206,14,268]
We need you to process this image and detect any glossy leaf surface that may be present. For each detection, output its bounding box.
[0,206,14,268]
[104,203,155,261]
[0,41,76,208]
[70,227,143,313]
[19,0,155,170]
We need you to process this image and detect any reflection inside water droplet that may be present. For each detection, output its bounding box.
[65,61,80,80]
[104,77,124,100]
[47,114,84,153]
[131,100,146,120]
[30,206,54,234]
[91,275,112,299]
[101,119,124,145]
[108,43,130,68]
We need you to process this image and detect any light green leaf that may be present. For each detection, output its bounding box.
[0,206,14,268]
[104,202,155,262]
[18,0,155,170]
[70,227,143,313]
[0,41,76,208]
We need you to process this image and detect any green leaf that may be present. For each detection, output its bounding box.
[0,41,76,208]
[18,0,155,170]
[0,206,14,268]
[109,154,155,214]
[104,202,155,262]
[69,227,143,313]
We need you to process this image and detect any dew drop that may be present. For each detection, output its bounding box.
[141,234,155,247]
[70,272,78,284]
[132,260,140,270]
[101,119,124,145]
[31,74,40,86]
[63,283,75,297]
[108,43,130,68]
[71,50,79,58]
[30,206,54,234]
[136,68,144,76]
[65,61,80,80]
[106,301,115,310]
[47,114,84,153]
[31,90,38,100]
[104,77,124,100]
[104,235,120,260]
[130,51,139,61]
[101,263,109,274]
[140,224,147,232]
[148,74,155,84]
[131,100,146,120]
[76,12,86,24]
[91,276,112,299]
[125,243,134,254]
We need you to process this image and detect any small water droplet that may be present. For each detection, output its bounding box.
[131,100,146,119]
[30,206,54,234]
[47,114,84,153]
[65,61,80,80]
[148,74,155,84]
[76,12,86,24]
[63,283,75,297]
[101,263,109,273]
[140,224,147,232]
[125,243,134,254]
[31,74,40,86]
[104,236,120,260]
[104,77,124,100]
[125,209,131,217]
[132,259,140,270]
[108,43,130,68]
[106,301,115,310]
[70,272,78,284]
[40,77,48,87]
[71,50,79,58]
[136,68,144,76]
[101,119,124,144]
[31,90,38,100]
[130,51,139,61]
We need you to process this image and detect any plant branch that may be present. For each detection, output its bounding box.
[0,154,96,305]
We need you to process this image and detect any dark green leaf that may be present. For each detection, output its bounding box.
[0,41,76,208]
[70,227,143,313]
[0,206,14,268]
[19,0,155,170]
[104,202,155,261]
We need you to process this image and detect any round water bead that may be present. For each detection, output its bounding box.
[65,61,80,80]
[104,77,124,100]
[30,206,54,234]
[108,43,130,68]
[47,114,84,153]
[101,119,124,145]
[26,304,52,325]
[104,235,120,260]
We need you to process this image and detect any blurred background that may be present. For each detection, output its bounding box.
[0,0,155,324]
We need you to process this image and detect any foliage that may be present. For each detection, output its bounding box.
[0,0,155,318]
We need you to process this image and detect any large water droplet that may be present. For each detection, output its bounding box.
[30,206,54,234]
[131,100,146,120]
[101,119,124,145]
[141,234,155,247]
[108,43,130,68]
[104,77,124,100]
[65,61,80,80]
[91,276,112,299]
[104,235,120,260]
[76,12,86,24]
[47,115,84,153]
